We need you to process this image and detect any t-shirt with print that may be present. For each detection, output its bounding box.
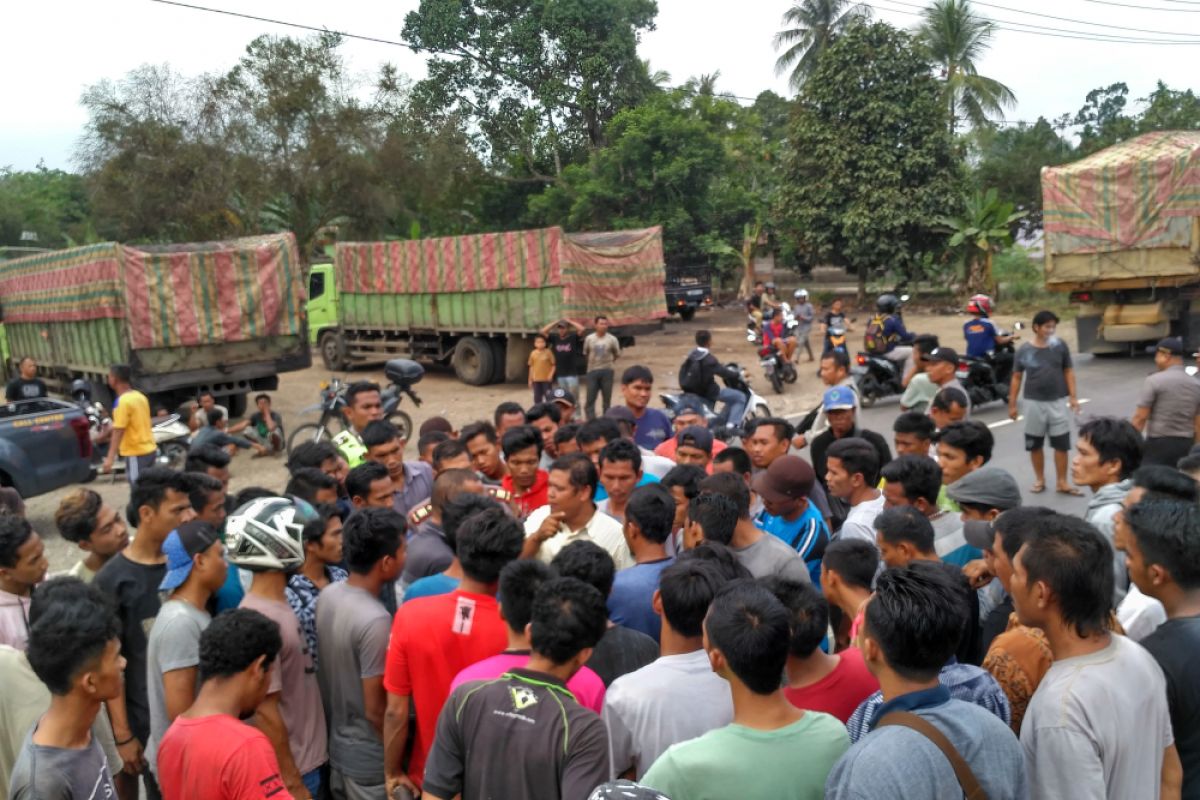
[1015,340,1072,401]
[784,648,879,724]
[239,593,327,775]
[315,581,391,784]
[112,389,157,457]
[382,589,508,788]
[403,573,460,603]
[583,333,621,372]
[755,504,829,585]
[145,599,210,775]
[733,533,812,584]
[963,317,998,358]
[1139,616,1200,799]
[94,553,167,741]
[547,331,584,377]
[157,714,287,800]
[8,723,115,800]
[528,348,556,382]
[607,557,673,642]
[632,408,674,451]
[423,668,610,800]
[4,378,47,402]
[450,652,606,714]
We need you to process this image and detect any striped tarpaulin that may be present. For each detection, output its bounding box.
[0,243,125,323]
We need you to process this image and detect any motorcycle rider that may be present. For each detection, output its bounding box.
[678,330,748,428]
[962,294,1015,386]
[761,307,798,363]
[820,298,852,355]
[863,293,914,371]
[792,289,816,362]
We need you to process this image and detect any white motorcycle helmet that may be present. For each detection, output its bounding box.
[225,496,317,573]
[794,289,809,301]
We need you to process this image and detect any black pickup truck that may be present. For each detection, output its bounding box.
[665,265,714,322]
[0,398,94,499]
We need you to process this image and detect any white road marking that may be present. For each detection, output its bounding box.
[987,398,1089,429]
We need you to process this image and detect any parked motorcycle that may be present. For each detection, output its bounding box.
[152,415,192,471]
[959,322,1022,407]
[747,320,798,394]
[660,363,771,439]
[287,377,349,456]
[71,380,189,471]
[380,358,425,441]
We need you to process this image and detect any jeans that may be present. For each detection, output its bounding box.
[302,767,323,798]
[556,374,581,395]
[584,368,614,420]
[532,381,552,404]
[717,387,748,427]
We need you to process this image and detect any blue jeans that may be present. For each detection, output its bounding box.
[302,767,322,798]
[716,387,747,427]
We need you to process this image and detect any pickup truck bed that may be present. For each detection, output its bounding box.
[0,399,93,499]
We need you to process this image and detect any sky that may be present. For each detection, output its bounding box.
[3,0,1199,172]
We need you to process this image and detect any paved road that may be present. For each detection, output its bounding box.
[799,352,1158,516]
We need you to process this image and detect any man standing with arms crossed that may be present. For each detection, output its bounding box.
[1131,336,1200,467]
[101,364,158,482]
[583,315,621,421]
[1009,310,1080,494]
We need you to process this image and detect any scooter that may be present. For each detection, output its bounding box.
[71,381,190,471]
[660,363,771,439]
[959,322,1022,407]
[747,320,798,395]
[853,352,907,407]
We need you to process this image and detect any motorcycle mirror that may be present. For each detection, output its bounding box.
[1188,366,1198,378]
[899,294,910,303]
[1013,321,1025,330]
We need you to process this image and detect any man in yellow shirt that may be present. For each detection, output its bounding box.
[100,364,157,482]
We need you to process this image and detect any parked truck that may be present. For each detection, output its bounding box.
[1042,131,1200,354]
[664,265,713,321]
[0,234,310,415]
[307,226,668,384]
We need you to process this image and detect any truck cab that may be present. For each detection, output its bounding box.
[307,262,340,346]
[664,265,714,322]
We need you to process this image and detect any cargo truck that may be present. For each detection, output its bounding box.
[307,226,668,384]
[0,234,310,415]
[1042,131,1200,354]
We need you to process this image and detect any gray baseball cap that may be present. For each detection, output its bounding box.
[946,466,1022,511]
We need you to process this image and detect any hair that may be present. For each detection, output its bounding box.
[550,453,599,497]
[419,416,455,437]
[864,561,969,681]
[893,411,935,440]
[418,431,451,457]
[687,493,739,545]
[935,420,994,464]
[345,461,390,501]
[25,578,120,695]
[185,444,231,474]
[1078,417,1143,479]
[874,506,936,553]
[502,425,544,459]
[761,576,829,659]
[712,447,753,476]
[1126,500,1200,589]
[54,489,104,545]
[362,420,402,449]
[1176,454,1200,474]
[198,390,216,402]
[300,503,343,545]
[344,381,382,409]
[233,487,276,508]
[284,468,337,505]
[525,403,562,426]
[625,484,676,544]
[1132,465,1199,502]
[530,577,609,664]
[254,393,271,406]
[432,438,470,470]
[287,441,338,473]
[205,407,224,426]
[599,438,641,473]
[109,364,133,384]
[826,437,882,485]
[577,418,621,448]
[695,330,713,347]
[342,507,404,574]
[661,465,707,500]
[550,540,615,597]
[128,468,194,527]
[657,560,725,638]
[455,506,524,583]
[431,468,478,513]
[1021,513,1115,637]
[554,424,581,447]
[743,417,795,443]
[1032,310,1059,327]
[699,472,750,519]
[186,472,225,512]
[621,365,653,385]
[822,538,879,590]
[930,387,970,413]
[993,506,1057,560]
[704,581,791,695]
[498,559,556,635]
[461,421,498,446]
[198,608,282,683]
[441,493,500,553]
[879,456,941,505]
[677,541,752,581]
[493,401,525,426]
[913,334,940,354]
[0,515,34,569]
[821,350,850,370]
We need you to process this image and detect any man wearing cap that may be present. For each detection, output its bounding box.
[923,347,972,416]
[603,408,676,479]
[655,399,728,468]
[793,351,860,450]
[549,386,579,426]
[945,466,1022,567]
[541,318,586,396]
[145,522,228,779]
[1132,336,1200,466]
[809,386,892,499]
[673,426,715,471]
[753,455,829,584]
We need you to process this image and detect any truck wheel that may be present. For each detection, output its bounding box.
[487,338,507,384]
[320,331,347,371]
[679,308,696,322]
[453,337,495,386]
[226,393,247,418]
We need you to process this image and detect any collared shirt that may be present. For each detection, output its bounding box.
[870,684,952,729]
[393,460,435,520]
[524,505,634,569]
[1139,364,1200,439]
[502,470,550,516]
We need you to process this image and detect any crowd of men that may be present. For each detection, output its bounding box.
[2,310,1200,800]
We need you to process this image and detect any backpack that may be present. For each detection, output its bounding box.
[679,355,707,395]
[863,313,890,355]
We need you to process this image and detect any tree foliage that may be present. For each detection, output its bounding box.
[936,187,1024,292]
[971,118,1074,232]
[0,166,92,248]
[773,0,871,91]
[916,0,1015,132]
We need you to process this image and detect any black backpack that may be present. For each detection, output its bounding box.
[679,356,707,395]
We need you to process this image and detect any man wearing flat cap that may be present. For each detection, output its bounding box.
[753,456,830,584]
[1131,336,1200,466]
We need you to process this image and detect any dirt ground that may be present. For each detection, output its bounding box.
[30,302,1058,571]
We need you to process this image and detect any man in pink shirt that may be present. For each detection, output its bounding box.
[451,559,605,712]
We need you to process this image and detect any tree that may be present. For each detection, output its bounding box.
[773,0,871,91]
[1073,82,1137,155]
[775,22,963,299]
[971,118,1075,232]
[936,188,1024,293]
[1137,81,1200,133]
[917,0,1015,133]
[0,166,93,248]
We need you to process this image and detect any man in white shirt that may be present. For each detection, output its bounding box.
[825,438,885,543]
[523,454,633,570]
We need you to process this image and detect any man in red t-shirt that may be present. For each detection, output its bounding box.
[382,506,525,797]
[157,609,290,800]
[500,426,550,515]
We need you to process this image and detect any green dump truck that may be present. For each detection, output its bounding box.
[0,234,310,414]
[1043,131,1200,353]
[308,226,668,384]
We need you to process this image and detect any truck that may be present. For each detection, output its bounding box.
[307,226,668,384]
[0,234,311,415]
[664,265,713,321]
[0,398,93,498]
[1042,131,1200,354]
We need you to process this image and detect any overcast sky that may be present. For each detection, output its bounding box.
[3,0,1199,171]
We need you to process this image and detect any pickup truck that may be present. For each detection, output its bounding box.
[664,265,713,321]
[0,398,93,499]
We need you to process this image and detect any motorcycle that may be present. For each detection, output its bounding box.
[380,358,425,441]
[853,352,906,407]
[151,415,192,471]
[72,382,189,472]
[826,324,849,356]
[747,319,798,395]
[959,322,1022,407]
[287,377,349,455]
[660,362,771,440]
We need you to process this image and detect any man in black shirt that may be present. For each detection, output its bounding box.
[809,387,892,495]
[542,319,586,396]
[423,576,610,800]
[5,357,48,402]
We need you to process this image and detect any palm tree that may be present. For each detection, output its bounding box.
[917,0,1016,133]
[773,0,871,91]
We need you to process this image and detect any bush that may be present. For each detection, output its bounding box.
[993,247,1045,304]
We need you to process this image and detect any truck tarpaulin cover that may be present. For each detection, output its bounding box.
[0,234,305,350]
[1043,131,1200,256]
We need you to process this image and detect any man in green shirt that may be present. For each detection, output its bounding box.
[642,581,849,799]
[332,382,385,468]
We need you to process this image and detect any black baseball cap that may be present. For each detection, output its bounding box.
[677,425,714,454]
[549,387,577,407]
[924,347,959,366]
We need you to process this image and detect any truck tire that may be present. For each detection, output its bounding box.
[320,331,347,371]
[227,393,247,418]
[453,337,495,386]
[488,338,507,385]
[679,307,696,322]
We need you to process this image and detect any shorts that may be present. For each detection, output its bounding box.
[1023,398,1071,451]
